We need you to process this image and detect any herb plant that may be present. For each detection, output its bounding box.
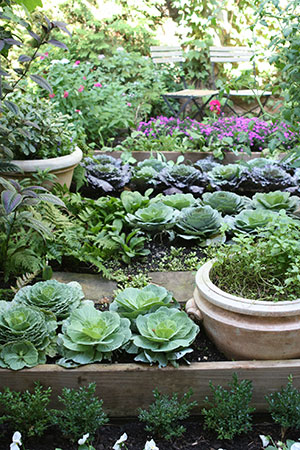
[266,376,300,438]
[0,382,52,438]
[138,388,197,441]
[202,373,255,440]
[50,383,108,442]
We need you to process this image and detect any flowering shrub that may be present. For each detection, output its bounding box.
[137,116,300,156]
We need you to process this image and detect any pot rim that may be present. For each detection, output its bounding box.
[195,259,300,316]
[10,147,83,172]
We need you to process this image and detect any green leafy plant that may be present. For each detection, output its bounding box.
[125,202,179,233]
[202,191,250,215]
[110,284,178,320]
[155,193,197,210]
[202,373,255,440]
[50,382,108,442]
[266,376,300,438]
[57,301,131,367]
[211,217,300,302]
[129,306,199,367]
[0,303,57,370]
[208,164,244,189]
[12,280,84,321]
[227,208,279,233]
[251,191,300,212]
[175,205,224,244]
[138,388,197,441]
[0,382,52,438]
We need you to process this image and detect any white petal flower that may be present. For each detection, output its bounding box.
[116,47,124,52]
[144,439,159,450]
[60,58,70,64]
[98,54,105,60]
[10,444,20,450]
[12,432,22,444]
[291,443,300,450]
[259,435,270,447]
[78,433,89,445]
[113,433,128,450]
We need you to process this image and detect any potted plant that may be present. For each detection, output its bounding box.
[186,214,300,360]
[0,0,81,187]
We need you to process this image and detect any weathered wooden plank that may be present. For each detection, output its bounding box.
[210,57,252,62]
[152,56,185,63]
[150,46,181,52]
[1,361,300,416]
[150,51,183,58]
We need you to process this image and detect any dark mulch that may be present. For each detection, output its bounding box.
[1,415,299,449]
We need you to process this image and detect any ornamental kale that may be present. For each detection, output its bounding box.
[227,209,279,233]
[130,306,199,367]
[176,205,224,244]
[57,301,131,367]
[153,193,197,210]
[208,164,244,190]
[202,191,251,215]
[13,280,84,321]
[125,202,179,233]
[0,303,57,370]
[239,165,297,195]
[252,191,300,212]
[159,164,207,195]
[110,284,178,320]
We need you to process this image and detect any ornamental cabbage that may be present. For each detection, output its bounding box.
[159,164,207,195]
[202,191,251,215]
[251,191,300,212]
[175,205,224,244]
[130,306,199,367]
[227,209,279,233]
[110,284,178,320]
[0,304,57,370]
[125,202,178,232]
[13,280,84,321]
[158,193,197,210]
[130,166,161,192]
[57,301,131,367]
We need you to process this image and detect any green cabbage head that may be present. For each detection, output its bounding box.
[130,306,199,367]
[175,205,224,244]
[157,193,197,210]
[126,202,178,232]
[0,303,57,370]
[251,191,300,212]
[110,284,178,320]
[228,209,279,233]
[57,301,131,367]
[13,280,84,321]
[202,191,250,215]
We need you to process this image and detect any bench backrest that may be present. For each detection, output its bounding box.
[150,46,185,64]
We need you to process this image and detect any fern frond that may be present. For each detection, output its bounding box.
[11,269,40,293]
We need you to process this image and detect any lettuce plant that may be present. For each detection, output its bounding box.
[13,280,84,321]
[120,190,151,214]
[130,306,199,367]
[0,304,57,370]
[125,202,178,232]
[110,284,178,320]
[176,205,224,244]
[202,191,250,215]
[57,301,131,367]
[251,191,300,212]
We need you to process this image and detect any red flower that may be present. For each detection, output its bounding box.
[209,99,221,114]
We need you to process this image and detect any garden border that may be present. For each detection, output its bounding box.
[1,360,300,415]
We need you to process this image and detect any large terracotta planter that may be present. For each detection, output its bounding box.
[186,260,300,361]
[1,148,83,189]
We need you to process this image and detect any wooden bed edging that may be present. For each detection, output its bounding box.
[1,360,300,416]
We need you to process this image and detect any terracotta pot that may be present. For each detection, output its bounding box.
[94,150,282,165]
[186,260,300,360]
[1,148,83,189]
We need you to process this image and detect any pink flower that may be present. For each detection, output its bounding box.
[63,91,69,98]
[94,82,102,87]
[75,109,81,113]
[83,76,87,80]
[40,52,49,60]
[127,102,132,107]
[78,85,84,92]
[209,99,221,114]
[74,60,80,65]
[49,93,55,98]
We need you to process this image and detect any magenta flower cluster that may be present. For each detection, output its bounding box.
[137,116,300,150]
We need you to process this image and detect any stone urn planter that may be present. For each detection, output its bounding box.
[1,147,83,189]
[186,260,300,361]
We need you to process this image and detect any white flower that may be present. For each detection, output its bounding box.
[98,54,105,60]
[60,58,70,64]
[113,433,128,449]
[78,433,89,445]
[144,439,159,450]
[259,435,270,447]
[10,444,20,450]
[291,443,300,450]
[12,432,22,445]
[50,59,60,64]
[116,47,124,52]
